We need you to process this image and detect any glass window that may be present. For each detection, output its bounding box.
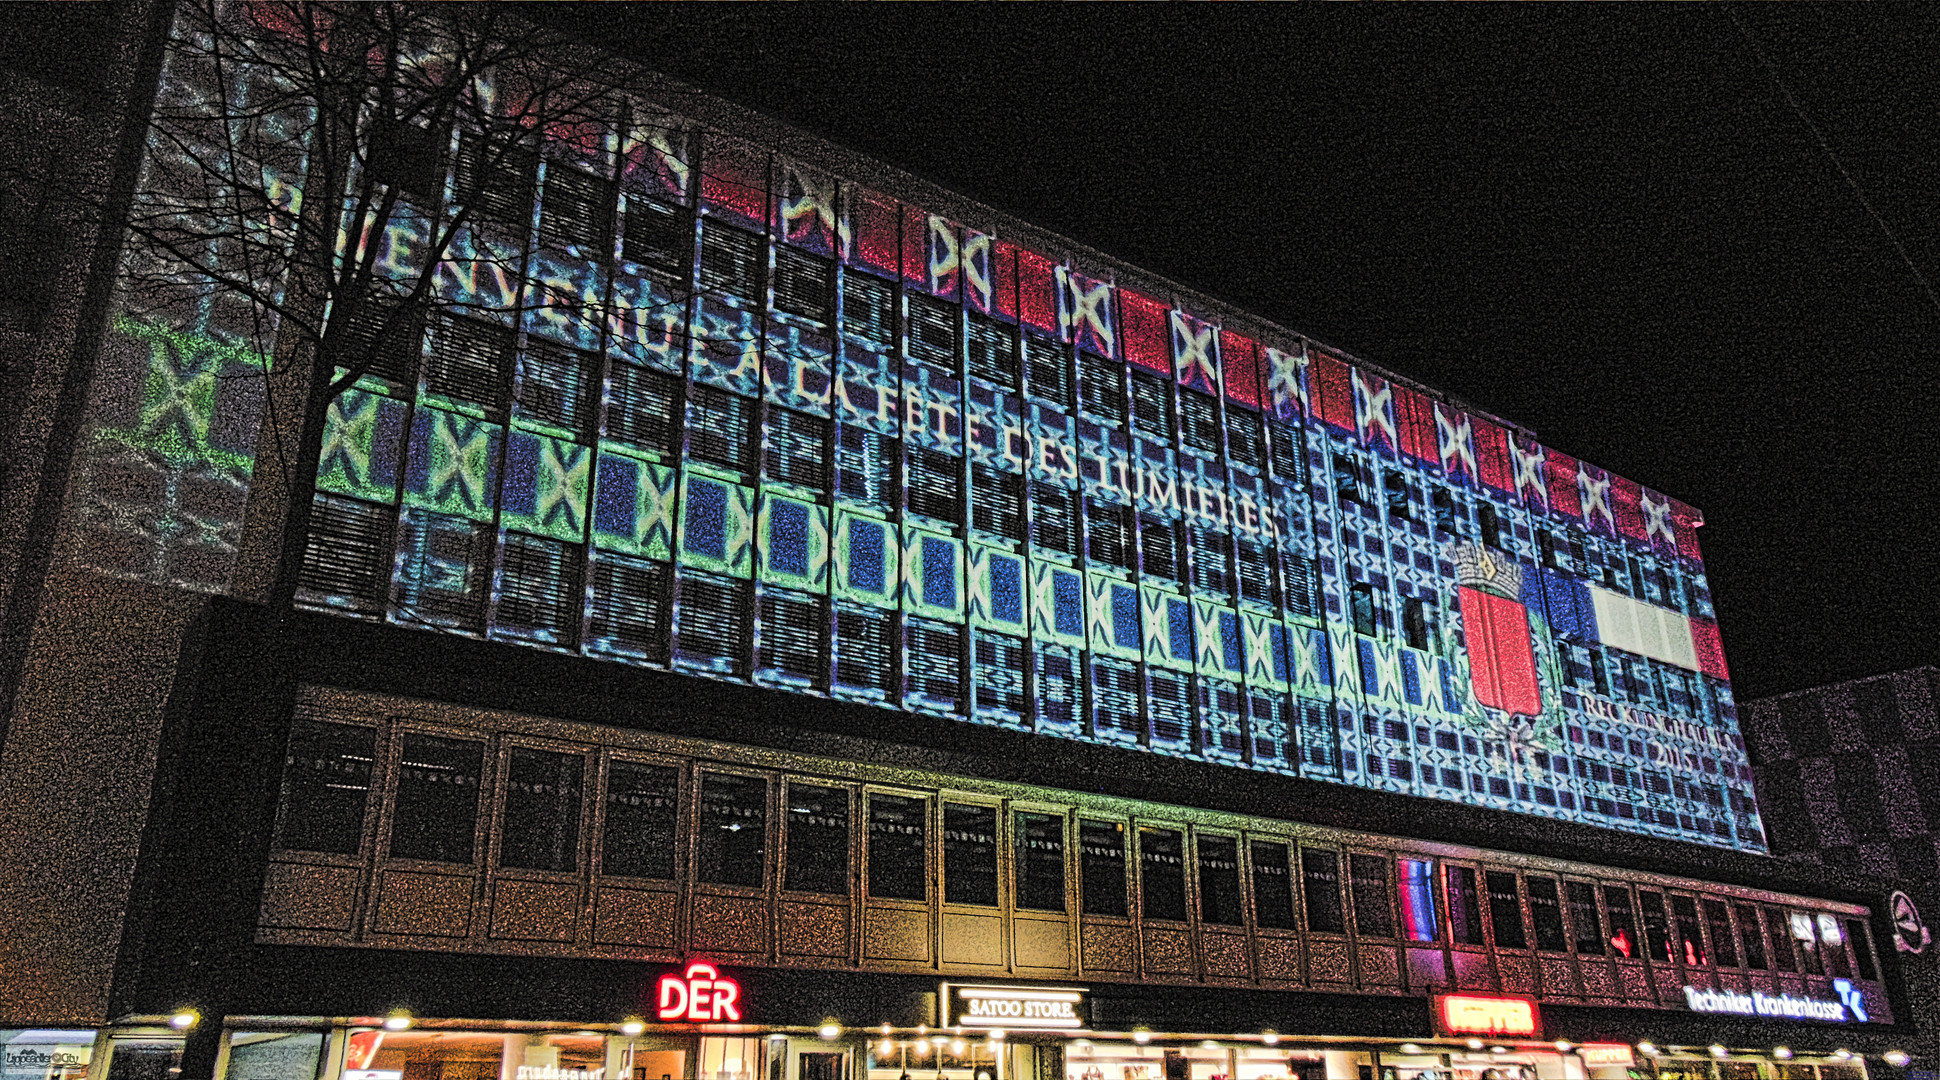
[220,1032,321,1080]
[1079,819,1127,917]
[1704,899,1739,967]
[868,794,927,901]
[389,734,485,864]
[1301,848,1345,934]
[1769,907,1801,972]
[1140,828,1188,921]
[1605,885,1639,958]
[944,803,998,906]
[1251,841,1297,930]
[1197,834,1243,926]
[1527,875,1567,952]
[697,772,766,887]
[499,748,583,872]
[1567,880,1605,955]
[602,761,678,879]
[1447,866,1485,945]
[1735,904,1768,970]
[1350,853,1394,938]
[1485,870,1527,949]
[1637,889,1673,962]
[277,720,374,854]
[1016,812,1066,912]
[783,783,849,895]
[1819,913,1850,978]
[1669,894,1707,965]
[1848,919,1877,980]
[1398,858,1439,942]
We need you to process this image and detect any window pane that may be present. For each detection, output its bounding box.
[1349,853,1395,938]
[389,734,484,863]
[1140,828,1187,922]
[1567,880,1605,955]
[1448,867,1486,946]
[1670,894,1707,965]
[1604,885,1640,959]
[278,720,374,854]
[1527,875,1567,952]
[499,748,583,872]
[944,803,998,906]
[1251,841,1296,930]
[1486,870,1527,949]
[1705,899,1739,967]
[1079,819,1126,917]
[1735,904,1768,970]
[1016,812,1066,912]
[1399,859,1439,942]
[697,772,766,887]
[784,783,850,895]
[1638,889,1673,962]
[602,761,679,879]
[1848,919,1876,980]
[1197,835,1243,926]
[869,794,928,901]
[1301,849,1345,934]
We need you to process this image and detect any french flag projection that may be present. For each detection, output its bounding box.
[1540,569,1706,673]
[1453,543,1543,718]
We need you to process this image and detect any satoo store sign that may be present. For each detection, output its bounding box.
[657,962,743,1022]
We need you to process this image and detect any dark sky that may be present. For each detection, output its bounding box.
[531,5,1936,702]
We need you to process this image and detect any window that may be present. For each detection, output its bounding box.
[1189,523,1234,596]
[836,427,899,509]
[1077,351,1124,423]
[1768,908,1799,972]
[1399,859,1439,942]
[1383,470,1413,522]
[368,116,446,202]
[1140,828,1188,921]
[1034,645,1081,730]
[588,553,671,662]
[1538,530,1558,569]
[1567,880,1605,955]
[1332,454,1368,506]
[395,510,491,632]
[971,464,1025,541]
[496,532,583,645]
[1350,853,1394,938]
[686,384,756,473]
[698,221,763,300]
[1637,889,1673,962]
[277,719,375,854]
[696,772,766,888]
[1179,389,1220,454]
[1251,841,1297,930]
[1527,875,1568,952]
[965,313,1018,386]
[784,783,849,894]
[453,132,537,227]
[1235,538,1277,606]
[905,619,962,708]
[773,246,833,322]
[1604,885,1640,957]
[1402,596,1432,651]
[676,571,751,672]
[759,589,826,686]
[1848,918,1877,980]
[622,196,691,277]
[499,748,583,872]
[906,446,963,524]
[944,803,998,906]
[1128,371,1174,441]
[1350,581,1378,638]
[1030,482,1079,555]
[1284,554,1319,619]
[1704,898,1739,967]
[299,493,394,613]
[1139,516,1181,582]
[1301,848,1345,934]
[868,794,927,901]
[973,630,1028,715]
[1486,870,1527,949]
[1266,420,1304,484]
[602,761,679,879]
[1197,835,1244,925]
[1227,411,1265,472]
[389,734,485,864]
[765,408,831,491]
[1432,488,1462,536]
[1085,499,1133,570]
[333,295,426,384]
[539,163,614,252]
[425,315,513,415]
[842,272,896,345]
[1734,904,1768,970]
[1016,812,1066,912]
[1145,671,1189,747]
[906,294,959,367]
[606,362,682,456]
[1025,335,1072,408]
[834,603,896,694]
[1447,866,1486,945]
[1090,656,1141,741]
[1079,819,1128,916]
[1477,503,1502,549]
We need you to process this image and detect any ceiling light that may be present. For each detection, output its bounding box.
[1401,1046,1422,1056]
[1468,1040,1485,1051]
[1772,1049,1792,1061]
[1555,1043,1573,1054]
[1884,1052,1910,1068]
[1262,1033,1279,1046]
[1710,1046,1729,1059]
[384,1012,413,1032]
[1133,1031,1152,1045]
[1834,1050,1853,1062]
[168,1011,198,1031]
[1637,1044,1658,1057]
[621,1020,645,1037]
[819,1024,842,1041]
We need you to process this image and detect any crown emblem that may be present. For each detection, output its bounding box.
[1450,542,1522,600]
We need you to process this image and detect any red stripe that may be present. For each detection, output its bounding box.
[1473,418,1514,492]
[1612,475,1648,540]
[1546,451,1582,517]
[1460,588,1542,717]
[1015,248,1059,335]
[1312,351,1354,431]
[848,187,900,279]
[1394,385,1437,461]
[1221,329,1263,408]
[1119,289,1170,374]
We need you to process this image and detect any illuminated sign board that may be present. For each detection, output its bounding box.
[941,984,1088,1030]
[1577,1046,1635,1069]
[1434,994,1540,1037]
[657,962,743,1022]
[1682,982,1864,1023]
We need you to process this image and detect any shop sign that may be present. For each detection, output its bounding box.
[657,962,743,1022]
[1433,994,1539,1037]
[941,984,1088,1030]
[1891,890,1930,954]
[1576,1046,1634,1068]
[1682,983,1863,1023]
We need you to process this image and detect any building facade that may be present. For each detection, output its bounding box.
[0,8,1923,1080]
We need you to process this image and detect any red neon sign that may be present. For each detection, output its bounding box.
[1435,993,1539,1036]
[656,962,743,1022]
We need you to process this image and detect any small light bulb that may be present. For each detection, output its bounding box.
[1834,1050,1853,1062]
[1401,1046,1422,1056]
[1262,1032,1279,1047]
[820,1024,842,1042]
[1772,1049,1792,1062]
[168,1011,198,1031]
[1555,1043,1572,1054]
[987,1030,1005,1042]
[1709,1046,1728,1060]
[1884,1051,1910,1068]
[1468,1040,1485,1051]
[882,1042,897,1056]
[953,1042,966,1055]
[1637,1044,1657,1058]
[1133,1031,1152,1045]
[1490,1047,1507,1057]
[384,1012,412,1032]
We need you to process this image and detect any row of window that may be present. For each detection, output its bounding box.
[278,717,1872,982]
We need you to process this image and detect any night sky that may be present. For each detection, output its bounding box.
[534,5,1938,702]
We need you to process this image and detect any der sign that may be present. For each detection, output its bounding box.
[942,984,1088,1031]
